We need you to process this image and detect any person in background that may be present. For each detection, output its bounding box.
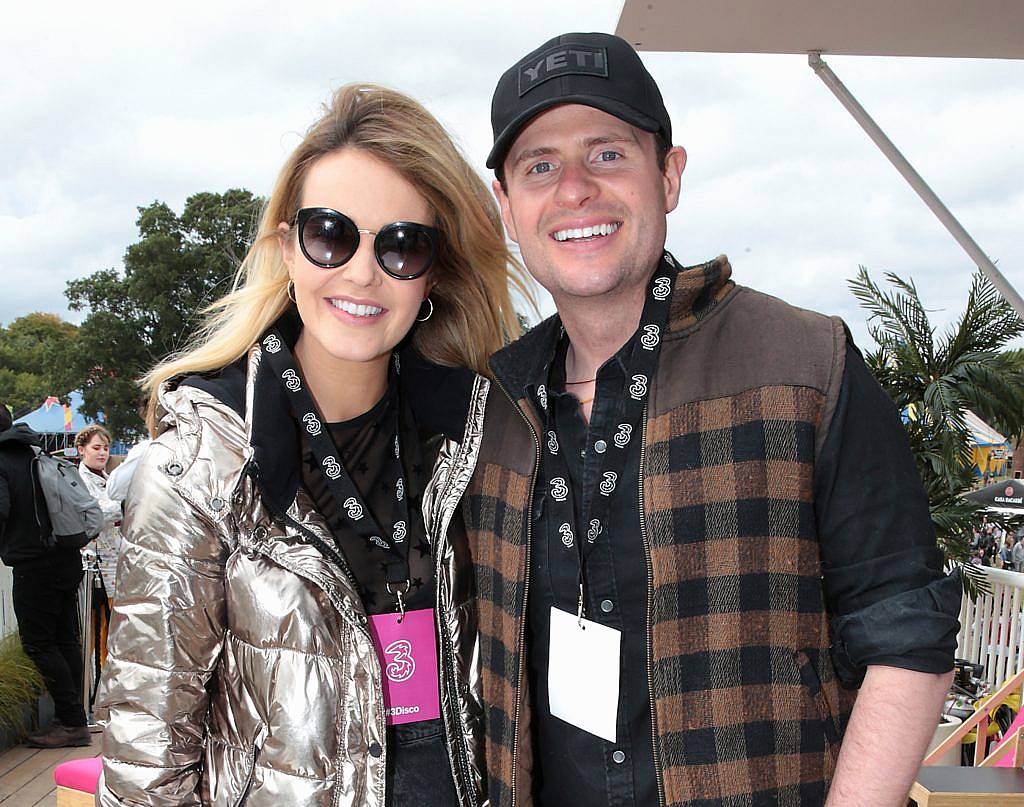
[1000,535,1014,569]
[1013,532,1024,573]
[75,424,122,681]
[0,405,89,748]
[75,425,122,593]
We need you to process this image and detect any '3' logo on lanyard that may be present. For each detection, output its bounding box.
[260,327,414,617]
[539,254,677,622]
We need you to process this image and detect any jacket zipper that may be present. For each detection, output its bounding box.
[436,556,476,807]
[638,405,666,807]
[246,466,387,806]
[233,722,268,807]
[431,437,479,807]
[247,462,363,597]
[492,379,539,807]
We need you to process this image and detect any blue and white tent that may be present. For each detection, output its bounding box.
[12,391,124,456]
[15,390,91,434]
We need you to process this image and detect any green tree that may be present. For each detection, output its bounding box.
[849,268,1024,587]
[56,189,263,440]
[0,313,79,417]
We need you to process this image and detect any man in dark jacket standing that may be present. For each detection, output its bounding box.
[0,405,89,747]
[463,32,961,807]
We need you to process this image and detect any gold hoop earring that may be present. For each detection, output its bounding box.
[416,297,434,322]
[287,280,297,303]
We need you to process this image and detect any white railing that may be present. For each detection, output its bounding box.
[0,563,14,638]
[1,557,1021,685]
[958,565,1024,688]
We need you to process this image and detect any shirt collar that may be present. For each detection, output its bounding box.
[526,325,631,414]
[493,251,733,402]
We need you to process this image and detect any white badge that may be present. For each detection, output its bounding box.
[548,606,621,743]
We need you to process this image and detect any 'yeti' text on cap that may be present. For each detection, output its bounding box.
[517,44,608,97]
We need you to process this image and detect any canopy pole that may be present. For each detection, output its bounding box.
[808,52,1024,320]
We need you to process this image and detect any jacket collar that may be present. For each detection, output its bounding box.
[488,314,564,406]
[245,307,476,516]
[665,253,734,336]
[489,253,734,400]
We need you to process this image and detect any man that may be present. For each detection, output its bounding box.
[462,32,961,806]
[1012,531,1024,573]
[0,405,90,748]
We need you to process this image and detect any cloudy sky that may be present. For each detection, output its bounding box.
[2,0,1022,349]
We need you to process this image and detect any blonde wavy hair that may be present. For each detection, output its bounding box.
[143,83,532,431]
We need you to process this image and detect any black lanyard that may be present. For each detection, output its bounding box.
[260,327,413,614]
[539,254,677,620]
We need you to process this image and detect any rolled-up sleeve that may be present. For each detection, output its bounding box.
[815,342,961,685]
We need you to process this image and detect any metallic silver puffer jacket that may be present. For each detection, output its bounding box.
[95,348,489,806]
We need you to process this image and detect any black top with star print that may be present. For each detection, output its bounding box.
[299,383,433,615]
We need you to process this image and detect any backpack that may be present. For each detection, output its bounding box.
[31,447,104,551]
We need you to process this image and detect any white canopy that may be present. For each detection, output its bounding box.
[615,0,1024,59]
[965,410,1010,449]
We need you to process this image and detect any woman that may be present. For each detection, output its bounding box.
[75,424,123,597]
[95,84,530,806]
[77,424,124,691]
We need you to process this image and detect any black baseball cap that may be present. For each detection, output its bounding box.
[487,32,672,170]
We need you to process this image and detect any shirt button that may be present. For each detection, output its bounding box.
[580,449,586,459]
[612,750,626,764]
[595,439,608,454]
[369,741,383,758]
[600,599,614,613]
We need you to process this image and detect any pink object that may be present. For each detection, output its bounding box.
[53,755,102,792]
[993,710,1024,767]
[367,607,440,726]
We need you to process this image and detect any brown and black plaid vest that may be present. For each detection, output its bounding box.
[463,256,858,806]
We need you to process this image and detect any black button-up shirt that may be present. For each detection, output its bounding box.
[525,327,958,806]
[527,332,655,806]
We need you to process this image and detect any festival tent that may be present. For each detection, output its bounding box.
[965,410,1012,480]
[16,391,90,433]
[966,479,1024,514]
[14,391,98,455]
[902,405,1011,479]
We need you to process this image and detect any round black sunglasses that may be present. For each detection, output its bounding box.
[292,207,440,280]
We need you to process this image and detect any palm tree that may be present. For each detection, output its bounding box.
[848,268,1024,587]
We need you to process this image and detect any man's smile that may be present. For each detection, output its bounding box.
[551,221,621,242]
